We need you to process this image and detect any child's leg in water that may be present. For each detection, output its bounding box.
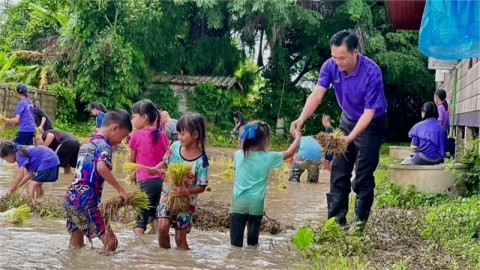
[35,183,44,198]
[246,215,263,246]
[230,213,248,247]
[157,218,172,249]
[100,229,118,252]
[27,181,43,198]
[69,230,85,248]
[175,227,190,250]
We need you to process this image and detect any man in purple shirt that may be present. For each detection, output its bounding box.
[290,30,388,232]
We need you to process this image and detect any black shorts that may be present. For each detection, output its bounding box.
[15,132,35,145]
[33,166,59,182]
[56,140,81,168]
[136,178,164,229]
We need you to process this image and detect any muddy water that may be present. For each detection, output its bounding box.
[0,148,329,269]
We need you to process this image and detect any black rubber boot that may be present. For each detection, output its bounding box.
[349,194,374,234]
[326,192,348,226]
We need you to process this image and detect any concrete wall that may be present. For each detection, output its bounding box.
[436,58,480,155]
[0,84,57,121]
[438,58,480,128]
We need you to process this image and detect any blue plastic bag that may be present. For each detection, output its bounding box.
[419,0,480,60]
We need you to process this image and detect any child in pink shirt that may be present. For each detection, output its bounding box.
[129,99,169,234]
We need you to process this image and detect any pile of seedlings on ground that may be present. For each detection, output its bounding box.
[1,194,288,234]
[194,200,291,234]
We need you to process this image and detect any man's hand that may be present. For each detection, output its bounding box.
[321,158,332,171]
[290,118,304,135]
[345,135,354,144]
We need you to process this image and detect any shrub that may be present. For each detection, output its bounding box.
[46,84,76,123]
[187,83,236,130]
[146,84,180,118]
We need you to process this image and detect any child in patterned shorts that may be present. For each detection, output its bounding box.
[288,136,323,183]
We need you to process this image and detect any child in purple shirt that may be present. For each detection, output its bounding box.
[0,142,60,198]
[434,89,450,134]
[401,102,447,165]
[3,84,36,145]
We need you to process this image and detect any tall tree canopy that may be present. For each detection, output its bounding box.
[0,0,434,140]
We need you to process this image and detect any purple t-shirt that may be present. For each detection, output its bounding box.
[16,145,60,172]
[15,98,35,132]
[317,54,387,121]
[437,104,450,133]
[409,118,447,160]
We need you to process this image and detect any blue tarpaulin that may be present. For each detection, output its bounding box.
[419,0,480,60]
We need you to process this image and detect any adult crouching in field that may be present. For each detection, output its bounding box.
[401,102,447,165]
[288,136,323,183]
[290,30,388,233]
[2,84,36,145]
[33,100,53,132]
[35,129,80,174]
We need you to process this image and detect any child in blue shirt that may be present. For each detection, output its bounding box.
[230,120,301,247]
[90,102,107,134]
[64,109,132,252]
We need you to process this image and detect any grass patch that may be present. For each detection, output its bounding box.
[422,196,480,268]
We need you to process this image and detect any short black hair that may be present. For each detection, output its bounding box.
[330,30,358,53]
[421,101,439,121]
[16,84,28,96]
[232,107,239,112]
[102,109,133,132]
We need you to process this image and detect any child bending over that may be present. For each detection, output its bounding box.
[230,121,301,247]
[288,136,322,183]
[64,109,132,252]
[1,142,60,198]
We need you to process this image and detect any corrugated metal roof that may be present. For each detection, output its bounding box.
[153,75,243,91]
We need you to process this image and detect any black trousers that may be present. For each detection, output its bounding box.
[230,213,263,247]
[329,112,387,220]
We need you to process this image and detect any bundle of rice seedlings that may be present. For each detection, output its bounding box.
[123,162,157,174]
[165,163,192,213]
[35,127,43,135]
[0,112,5,136]
[3,204,31,224]
[277,183,287,190]
[315,130,349,155]
[219,169,234,179]
[100,188,149,227]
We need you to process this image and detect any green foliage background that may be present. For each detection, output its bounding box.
[0,0,435,141]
